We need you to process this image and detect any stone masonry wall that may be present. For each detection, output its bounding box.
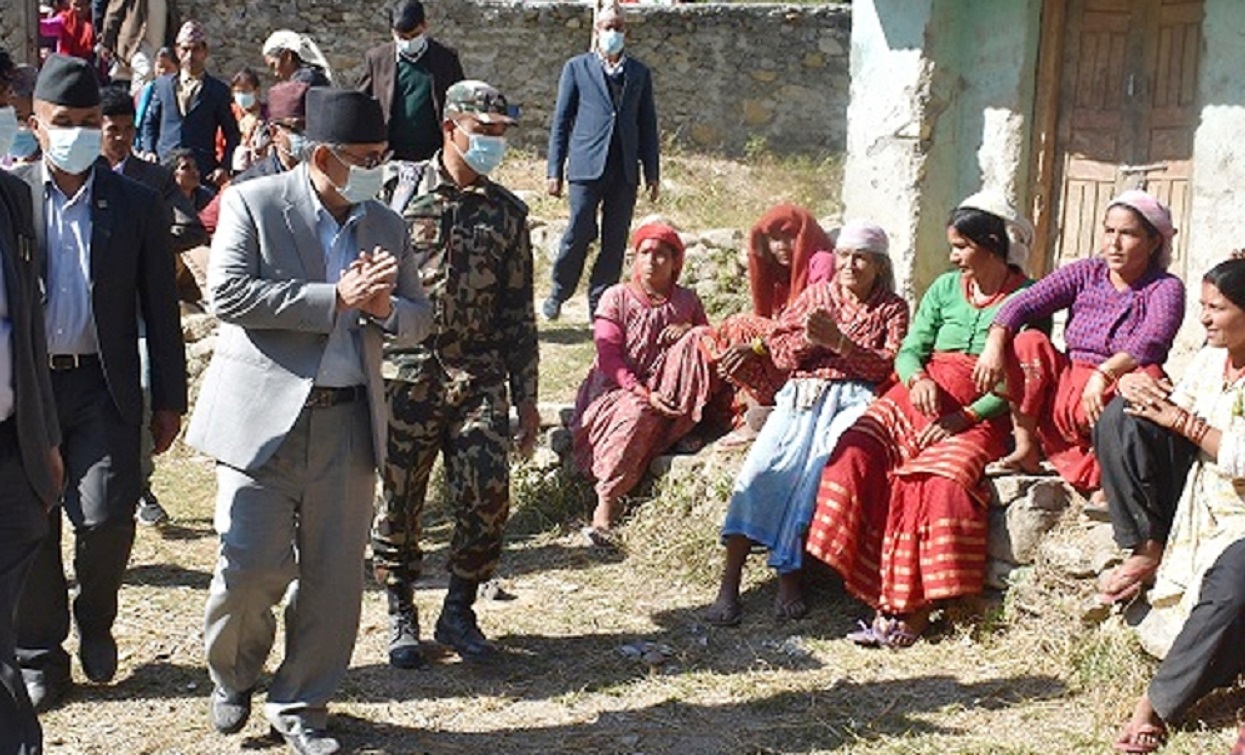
[1,0,851,156]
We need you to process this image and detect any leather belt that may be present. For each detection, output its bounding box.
[48,353,99,371]
[305,385,366,408]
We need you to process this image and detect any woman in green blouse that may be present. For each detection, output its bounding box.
[804,192,1037,648]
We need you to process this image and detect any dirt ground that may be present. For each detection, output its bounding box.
[32,153,1245,754]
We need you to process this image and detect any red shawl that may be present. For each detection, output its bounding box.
[748,204,833,319]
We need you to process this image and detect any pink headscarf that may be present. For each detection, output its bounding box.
[1108,190,1176,269]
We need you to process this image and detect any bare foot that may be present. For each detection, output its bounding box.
[704,594,742,626]
[985,449,1043,476]
[1098,547,1161,603]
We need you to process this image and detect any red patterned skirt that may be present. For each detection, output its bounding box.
[805,352,1009,613]
[572,327,720,504]
[702,314,789,426]
[1010,330,1164,491]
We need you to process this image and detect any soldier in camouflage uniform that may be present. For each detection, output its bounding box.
[373,80,540,666]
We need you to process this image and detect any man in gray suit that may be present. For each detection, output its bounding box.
[0,46,63,755]
[187,88,431,755]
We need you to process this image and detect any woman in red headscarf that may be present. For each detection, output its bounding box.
[707,204,835,443]
[571,222,719,544]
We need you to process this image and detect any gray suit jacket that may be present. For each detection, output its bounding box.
[186,164,432,471]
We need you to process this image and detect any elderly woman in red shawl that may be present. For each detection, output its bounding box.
[571,222,719,545]
[709,204,835,443]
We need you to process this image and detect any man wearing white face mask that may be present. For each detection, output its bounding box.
[546,4,661,321]
[371,80,538,670]
[8,53,186,713]
[1,64,40,168]
[358,0,465,162]
[188,87,431,753]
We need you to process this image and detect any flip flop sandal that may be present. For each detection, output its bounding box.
[773,597,808,622]
[984,459,1045,477]
[704,600,743,628]
[877,616,922,649]
[581,526,619,550]
[845,620,884,647]
[1112,722,1167,753]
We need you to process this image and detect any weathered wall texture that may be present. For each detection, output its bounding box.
[842,0,1040,301]
[1173,0,1245,368]
[0,0,852,156]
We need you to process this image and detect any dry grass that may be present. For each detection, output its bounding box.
[35,150,1245,753]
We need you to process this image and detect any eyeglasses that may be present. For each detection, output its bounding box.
[331,147,391,169]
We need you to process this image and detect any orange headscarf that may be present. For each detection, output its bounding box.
[748,204,833,318]
[629,222,686,289]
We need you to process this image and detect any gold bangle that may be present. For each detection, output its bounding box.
[751,337,767,356]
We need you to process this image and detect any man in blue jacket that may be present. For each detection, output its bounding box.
[139,21,240,185]
[545,5,659,320]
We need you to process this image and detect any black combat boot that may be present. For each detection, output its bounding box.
[386,581,426,669]
[433,575,497,661]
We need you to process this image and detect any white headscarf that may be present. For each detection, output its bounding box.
[957,190,1035,269]
[262,30,334,84]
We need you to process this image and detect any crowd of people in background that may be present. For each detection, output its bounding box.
[1,1,1244,754]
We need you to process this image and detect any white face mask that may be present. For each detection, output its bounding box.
[395,34,427,59]
[0,106,18,155]
[42,124,103,175]
[330,158,385,204]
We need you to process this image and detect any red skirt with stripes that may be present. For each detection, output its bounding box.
[805,352,1008,613]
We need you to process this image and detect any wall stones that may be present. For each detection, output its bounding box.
[2,0,850,156]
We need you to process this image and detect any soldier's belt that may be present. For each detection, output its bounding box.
[305,385,367,408]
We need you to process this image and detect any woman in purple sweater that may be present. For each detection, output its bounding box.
[974,190,1185,492]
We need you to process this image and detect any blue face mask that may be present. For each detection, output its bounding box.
[8,128,38,160]
[283,132,307,162]
[43,125,102,175]
[0,106,17,155]
[233,91,256,110]
[453,124,506,176]
[599,29,625,57]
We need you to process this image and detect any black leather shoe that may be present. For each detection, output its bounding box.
[271,725,341,755]
[210,685,253,734]
[79,633,118,683]
[25,673,72,713]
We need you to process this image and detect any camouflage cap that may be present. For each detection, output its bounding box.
[444,80,516,125]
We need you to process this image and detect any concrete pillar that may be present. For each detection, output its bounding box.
[843,0,1041,301]
[1176,0,1245,366]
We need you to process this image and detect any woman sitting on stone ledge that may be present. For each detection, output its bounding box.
[974,190,1185,508]
[570,222,720,546]
[1110,259,1245,754]
[804,193,1037,648]
[704,220,908,626]
[703,204,835,446]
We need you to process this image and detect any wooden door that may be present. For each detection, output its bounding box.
[1035,0,1202,278]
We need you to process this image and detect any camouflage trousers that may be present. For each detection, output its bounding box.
[371,375,511,586]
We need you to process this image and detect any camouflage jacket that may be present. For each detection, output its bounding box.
[380,153,538,406]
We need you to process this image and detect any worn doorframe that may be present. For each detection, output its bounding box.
[1029,0,1069,279]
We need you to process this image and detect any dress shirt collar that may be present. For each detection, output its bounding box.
[41,160,96,208]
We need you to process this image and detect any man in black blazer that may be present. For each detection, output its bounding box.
[358,0,465,162]
[11,55,187,712]
[0,47,63,755]
[139,21,239,184]
[545,5,660,320]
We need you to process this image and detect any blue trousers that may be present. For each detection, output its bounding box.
[551,161,639,317]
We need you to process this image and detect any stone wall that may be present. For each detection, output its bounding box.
[0,0,850,156]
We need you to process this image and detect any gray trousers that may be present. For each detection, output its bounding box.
[1148,538,1245,722]
[203,400,375,734]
